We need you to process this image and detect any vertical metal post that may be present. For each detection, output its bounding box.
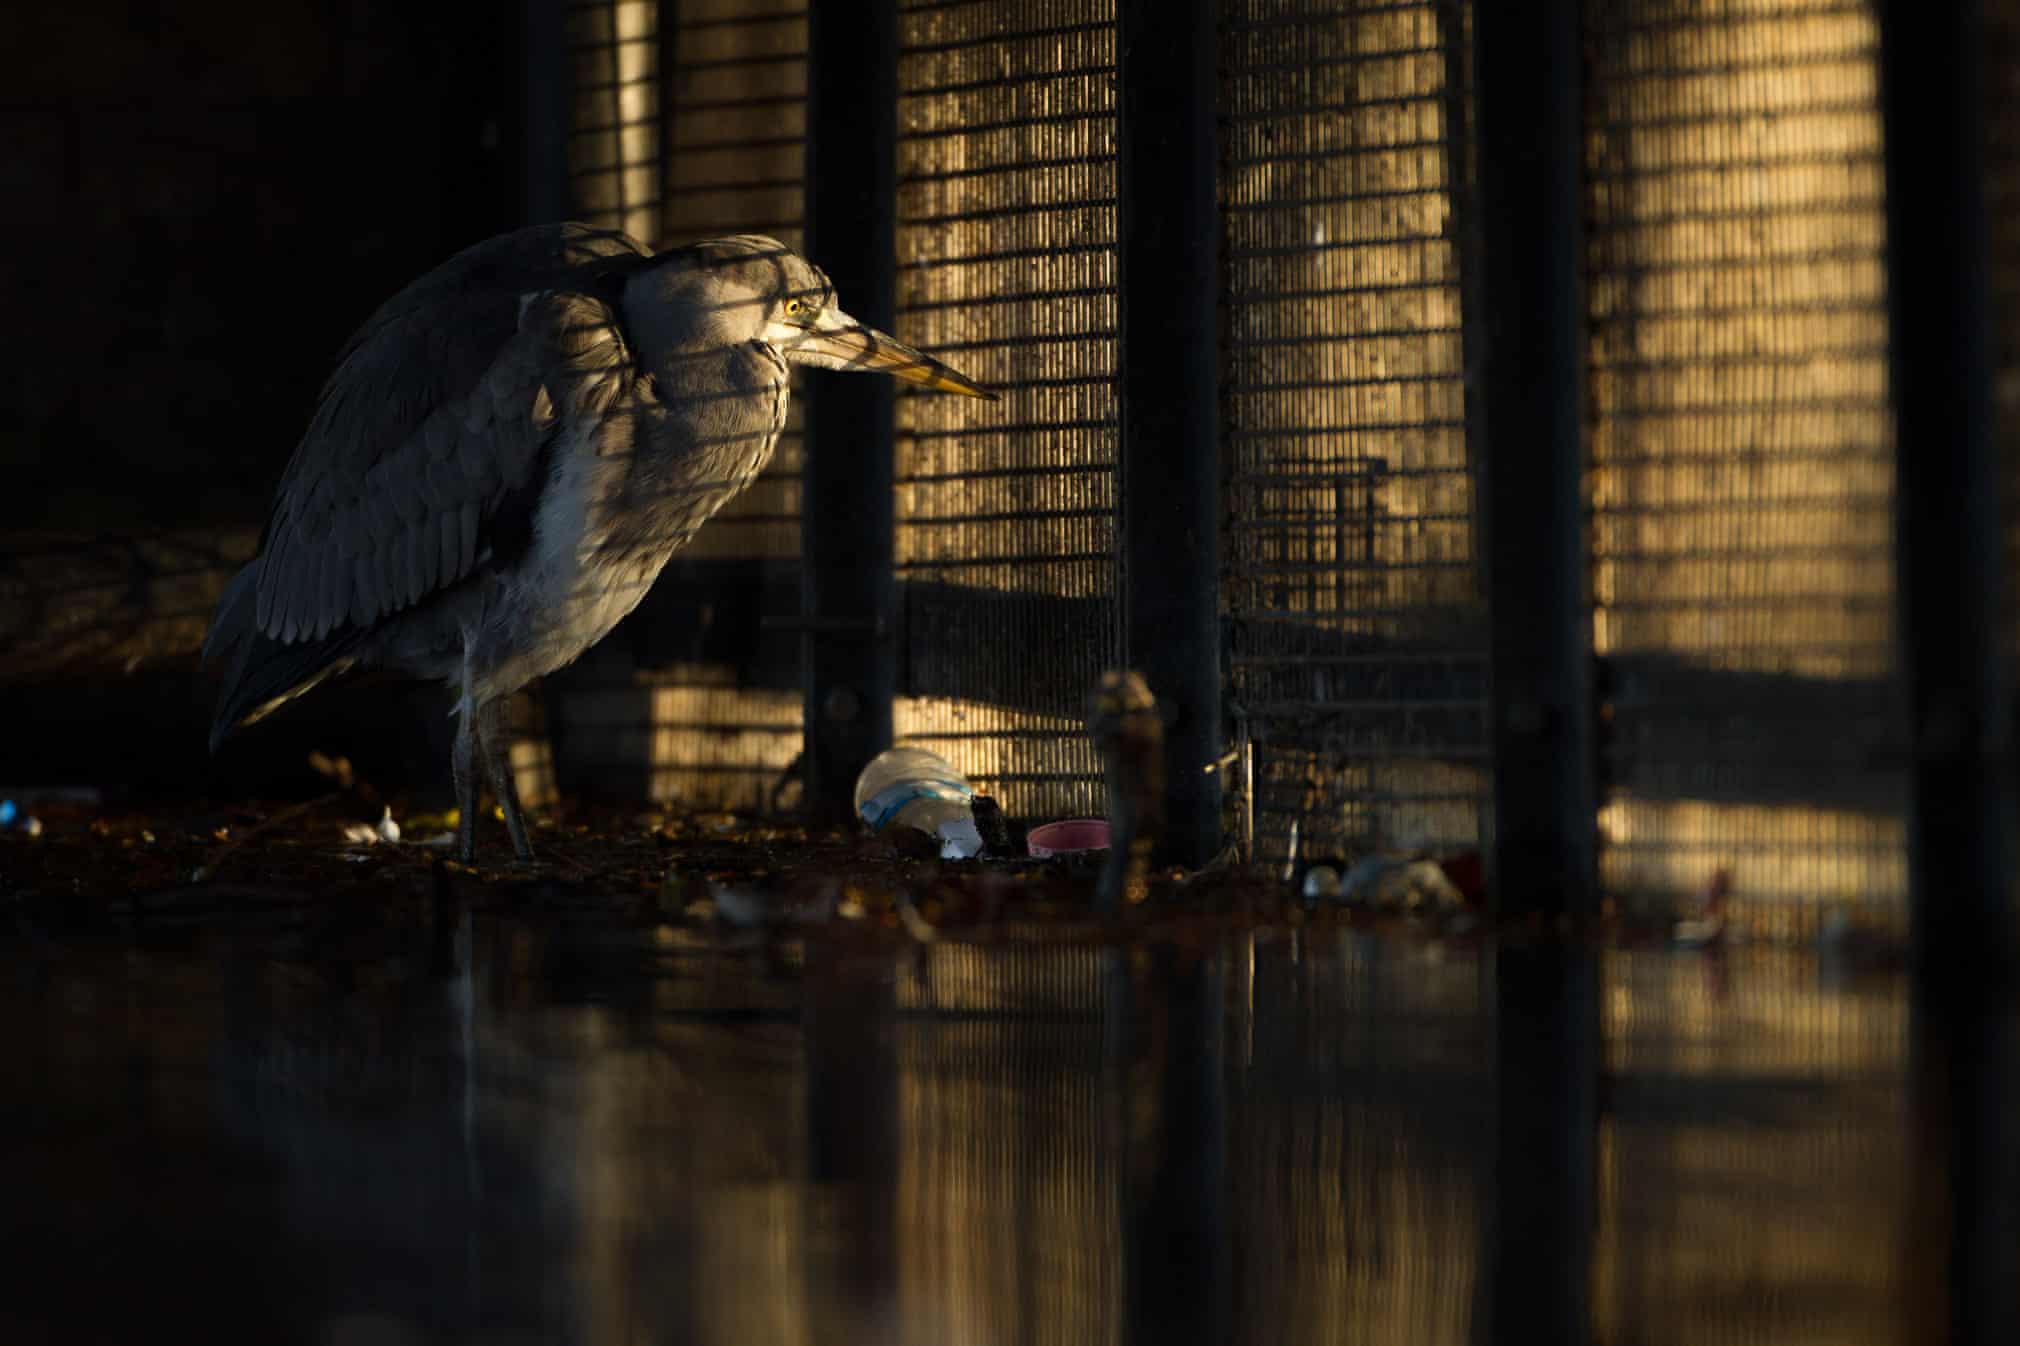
[803,2,899,820]
[1117,0,1223,868]
[521,0,572,224]
[1878,2,2013,981]
[1879,5,2014,1340]
[1472,0,1599,915]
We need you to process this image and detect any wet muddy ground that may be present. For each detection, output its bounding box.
[0,793,1481,949]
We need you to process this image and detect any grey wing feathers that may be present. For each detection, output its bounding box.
[250,223,652,643]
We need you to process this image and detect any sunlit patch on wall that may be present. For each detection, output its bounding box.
[550,660,799,811]
[566,0,662,246]
[1598,798,1906,939]
[1586,0,1905,921]
[894,696,1105,821]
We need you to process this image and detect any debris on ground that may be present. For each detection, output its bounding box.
[1303,853,1468,910]
[1087,669,1162,912]
[1,787,102,843]
[0,793,1867,957]
[1673,867,1732,948]
[969,794,1014,857]
[853,746,985,859]
[340,807,403,847]
[1026,819,1110,857]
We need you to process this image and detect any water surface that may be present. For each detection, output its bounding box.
[1,907,2001,1344]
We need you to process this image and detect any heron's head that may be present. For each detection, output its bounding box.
[628,235,996,400]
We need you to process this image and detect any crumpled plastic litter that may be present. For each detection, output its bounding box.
[1673,867,1732,948]
[1308,854,1466,908]
[341,807,402,846]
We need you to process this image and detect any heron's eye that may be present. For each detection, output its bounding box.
[784,298,806,317]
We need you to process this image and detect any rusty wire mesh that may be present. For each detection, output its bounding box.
[1584,0,1907,931]
[1220,0,1487,868]
[891,0,1120,822]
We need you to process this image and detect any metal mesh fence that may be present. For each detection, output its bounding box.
[891,0,1121,822]
[532,1,1983,918]
[1220,0,1488,868]
[566,0,661,245]
[1583,0,1907,931]
[552,0,807,811]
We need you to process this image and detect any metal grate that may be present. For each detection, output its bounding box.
[566,0,661,245]
[1584,0,1907,931]
[892,0,1121,822]
[549,0,809,812]
[1220,0,1488,867]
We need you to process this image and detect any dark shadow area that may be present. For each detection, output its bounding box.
[0,0,523,536]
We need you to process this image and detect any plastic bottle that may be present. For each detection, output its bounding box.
[853,747,985,859]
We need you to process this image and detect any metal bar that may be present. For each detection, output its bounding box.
[1878,0,2013,980]
[1879,4,2014,1338]
[654,0,680,245]
[803,0,899,821]
[521,0,573,223]
[1472,0,1599,916]
[1117,0,1222,867]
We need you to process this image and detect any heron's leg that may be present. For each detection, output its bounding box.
[452,706,479,863]
[477,698,536,862]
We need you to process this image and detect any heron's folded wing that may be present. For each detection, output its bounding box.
[253,284,639,643]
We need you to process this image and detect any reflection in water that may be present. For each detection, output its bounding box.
[1,917,2001,1344]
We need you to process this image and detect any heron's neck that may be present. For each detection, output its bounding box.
[620,271,765,371]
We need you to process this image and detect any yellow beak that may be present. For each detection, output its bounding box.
[794,322,999,400]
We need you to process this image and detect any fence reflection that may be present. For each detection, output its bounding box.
[3,916,1997,1344]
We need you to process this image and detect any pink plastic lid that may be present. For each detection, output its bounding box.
[1026,818,1111,857]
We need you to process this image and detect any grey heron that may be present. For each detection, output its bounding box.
[203,224,993,862]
